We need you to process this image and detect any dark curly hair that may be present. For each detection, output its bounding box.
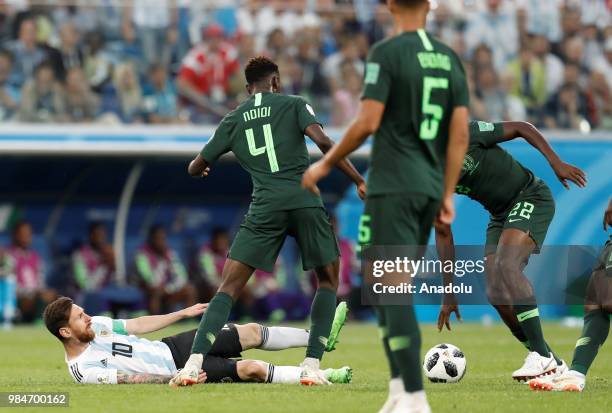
[244,56,279,85]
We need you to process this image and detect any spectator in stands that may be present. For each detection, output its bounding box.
[72,222,116,294]
[196,227,254,319]
[531,33,565,95]
[82,31,111,91]
[125,0,177,68]
[134,225,196,315]
[177,24,239,122]
[331,64,362,127]
[0,3,10,44]
[142,63,182,124]
[266,28,288,60]
[465,0,518,71]
[543,82,591,129]
[18,61,66,123]
[4,221,56,323]
[505,45,547,116]
[8,17,47,88]
[53,22,84,81]
[295,35,329,100]
[72,222,144,316]
[586,70,611,129]
[110,62,143,123]
[562,36,590,82]
[63,67,100,123]
[0,49,19,121]
[474,65,511,122]
[322,33,364,91]
[0,249,17,329]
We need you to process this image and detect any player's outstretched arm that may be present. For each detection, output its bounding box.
[434,222,461,331]
[304,124,366,199]
[302,100,384,194]
[499,121,587,190]
[438,106,469,225]
[604,197,612,231]
[187,154,211,178]
[117,371,206,385]
[125,303,208,335]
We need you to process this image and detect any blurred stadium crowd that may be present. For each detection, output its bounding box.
[0,217,358,326]
[0,0,610,129]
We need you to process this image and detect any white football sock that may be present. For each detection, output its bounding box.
[389,377,404,396]
[259,326,309,350]
[265,364,303,384]
[301,357,320,370]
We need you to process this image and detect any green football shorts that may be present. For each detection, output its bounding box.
[360,193,441,246]
[229,207,339,272]
[485,178,555,256]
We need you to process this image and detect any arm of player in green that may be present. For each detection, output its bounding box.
[434,222,461,332]
[496,121,587,190]
[304,123,366,196]
[124,303,208,335]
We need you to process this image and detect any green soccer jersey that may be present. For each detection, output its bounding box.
[362,30,469,199]
[456,121,533,215]
[200,92,324,213]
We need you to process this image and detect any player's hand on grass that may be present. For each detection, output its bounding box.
[181,303,209,318]
[302,160,331,195]
[436,196,455,226]
[437,297,461,332]
[197,370,207,384]
[356,181,367,200]
[551,160,587,189]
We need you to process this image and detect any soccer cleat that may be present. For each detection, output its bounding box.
[511,351,557,382]
[389,392,432,413]
[550,360,568,378]
[529,370,585,392]
[300,366,331,386]
[323,366,352,384]
[325,301,348,352]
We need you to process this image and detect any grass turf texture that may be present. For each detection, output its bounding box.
[1,321,610,413]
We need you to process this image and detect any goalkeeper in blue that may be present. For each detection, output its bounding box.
[43,297,351,385]
[529,197,612,392]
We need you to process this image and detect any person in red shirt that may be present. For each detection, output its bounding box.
[177,24,240,122]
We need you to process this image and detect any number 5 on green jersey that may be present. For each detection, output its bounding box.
[419,76,449,140]
[245,124,279,172]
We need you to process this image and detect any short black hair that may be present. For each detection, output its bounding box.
[244,56,279,85]
[43,297,73,342]
[88,221,105,235]
[394,0,428,8]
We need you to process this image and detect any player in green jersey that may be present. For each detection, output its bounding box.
[435,120,587,381]
[170,56,366,387]
[303,1,469,411]
[530,197,612,392]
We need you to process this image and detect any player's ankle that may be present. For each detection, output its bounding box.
[389,377,403,396]
[301,357,320,370]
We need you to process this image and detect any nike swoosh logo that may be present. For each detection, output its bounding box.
[508,219,523,223]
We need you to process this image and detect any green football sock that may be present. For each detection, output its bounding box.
[514,304,549,357]
[376,307,400,378]
[571,310,610,375]
[306,288,337,360]
[191,292,233,355]
[385,305,422,392]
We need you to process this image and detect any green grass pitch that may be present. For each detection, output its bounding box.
[1,320,610,413]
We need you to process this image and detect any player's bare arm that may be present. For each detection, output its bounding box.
[438,106,469,225]
[304,123,366,199]
[118,371,206,385]
[434,222,461,331]
[187,154,211,178]
[604,197,612,230]
[497,121,587,190]
[302,99,384,193]
[125,303,208,335]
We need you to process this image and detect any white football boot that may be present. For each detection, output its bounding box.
[529,370,585,392]
[169,354,202,387]
[512,351,557,382]
[377,379,403,413]
[300,365,331,386]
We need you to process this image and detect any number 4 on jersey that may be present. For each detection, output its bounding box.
[245,124,279,172]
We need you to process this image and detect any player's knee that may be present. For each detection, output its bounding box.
[584,304,601,313]
[315,263,339,290]
[237,360,266,382]
[493,254,519,278]
[236,323,262,349]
